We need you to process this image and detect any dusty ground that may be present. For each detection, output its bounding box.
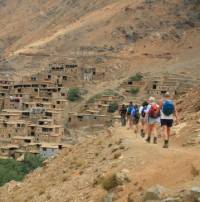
[0,118,199,202]
[0,0,199,201]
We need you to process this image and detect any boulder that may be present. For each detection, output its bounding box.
[190,187,200,201]
[143,185,167,201]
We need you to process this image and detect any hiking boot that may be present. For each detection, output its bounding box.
[163,140,169,148]
[153,137,157,144]
[146,136,151,143]
[140,130,145,138]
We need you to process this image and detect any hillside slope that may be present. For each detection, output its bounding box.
[0,120,199,202]
[0,0,200,79]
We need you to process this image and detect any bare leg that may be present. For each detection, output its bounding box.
[146,124,153,143]
[153,124,158,144]
[163,125,169,148]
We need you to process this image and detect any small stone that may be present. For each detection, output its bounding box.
[162,197,181,202]
[111,147,119,153]
[143,185,167,201]
[113,152,121,159]
[116,169,131,184]
[103,193,116,202]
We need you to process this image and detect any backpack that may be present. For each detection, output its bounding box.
[141,106,147,118]
[149,104,160,118]
[162,100,175,116]
[131,106,140,119]
[127,106,133,115]
[120,107,127,116]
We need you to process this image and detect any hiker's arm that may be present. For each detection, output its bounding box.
[159,99,163,110]
[174,104,179,123]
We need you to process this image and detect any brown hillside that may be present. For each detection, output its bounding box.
[0,0,200,79]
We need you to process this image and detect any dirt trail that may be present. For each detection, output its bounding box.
[111,124,200,201]
[9,0,137,57]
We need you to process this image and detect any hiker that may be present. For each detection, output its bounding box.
[131,104,140,135]
[119,104,127,126]
[139,101,149,138]
[145,97,160,144]
[127,101,134,129]
[159,92,179,148]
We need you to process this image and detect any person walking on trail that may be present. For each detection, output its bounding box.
[159,92,179,148]
[131,104,140,135]
[145,97,160,144]
[119,104,127,126]
[139,101,148,138]
[127,101,134,129]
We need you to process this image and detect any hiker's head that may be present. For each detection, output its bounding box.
[142,101,148,107]
[148,96,155,104]
[165,92,170,99]
[129,101,133,106]
[122,104,125,108]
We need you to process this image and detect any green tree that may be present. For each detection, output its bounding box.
[129,73,143,82]
[67,88,81,102]
[130,88,139,95]
[107,102,118,113]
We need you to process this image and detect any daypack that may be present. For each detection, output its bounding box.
[131,106,140,119]
[141,106,147,118]
[127,106,133,115]
[149,104,160,118]
[120,107,127,116]
[162,100,175,116]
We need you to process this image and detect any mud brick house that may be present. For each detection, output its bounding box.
[11,136,34,146]
[80,67,105,81]
[0,144,19,158]
[44,110,63,124]
[12,81,52,95]
[39,143,59,158]
[35,124,64,143]
[67,113,112,128]
[27,124,37,137]
[22,142,41,153]
[81,67,96,81]
[3,96,22,109]
[0,98,4,110]
[124,80,146,93]
[52,99,68,109]
[0,120,27,139]
[0,80,14,93]
[38,87,62,98]
[0,109,22,121]
[0,92,7,98]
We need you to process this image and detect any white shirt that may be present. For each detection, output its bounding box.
[139,106,143,114]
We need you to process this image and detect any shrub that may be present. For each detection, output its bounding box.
[107,102,118,113]
[67,88,81,102]
[0,154,44,186]
[88,89,120,103]
[129,73,143,82]
[130,88,139,95]
[21,154,44,173]
[102,174,120,191]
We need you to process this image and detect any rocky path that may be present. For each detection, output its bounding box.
[110,124,200,201]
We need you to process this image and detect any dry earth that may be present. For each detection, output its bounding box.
[0,0,200,201]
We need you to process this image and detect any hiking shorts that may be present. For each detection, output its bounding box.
[132,118,139,125]
[148,117,160,125]
[161,119,173,128]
